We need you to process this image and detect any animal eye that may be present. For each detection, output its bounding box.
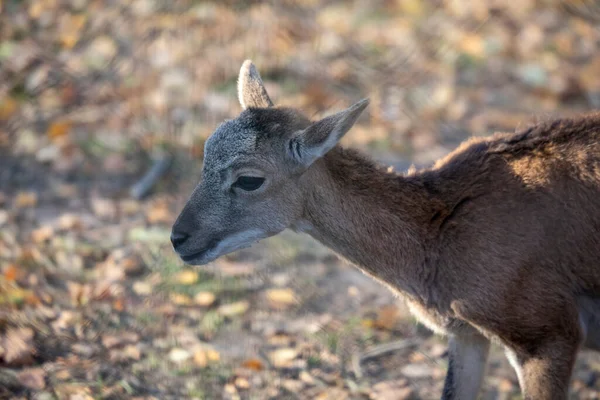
[233,176,265,191]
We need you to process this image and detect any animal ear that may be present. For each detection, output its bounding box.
[237,60,274,109]
[288,98,369,166]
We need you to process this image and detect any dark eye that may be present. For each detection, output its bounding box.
[233,176,265,191]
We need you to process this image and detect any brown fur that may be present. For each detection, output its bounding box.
[173,60,600,399]
[296,113,600,399]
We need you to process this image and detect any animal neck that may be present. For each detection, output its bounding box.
[295,147,442,297]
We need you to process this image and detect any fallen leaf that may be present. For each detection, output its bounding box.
[498,378,515,392]
[265,288,297,309]
[234,376,250,390]
[101,332,140,349]
[218,300,249,317]
[374,304,400,330]
[0,210,8,226]
[282,379,304,393]
[241,358,264,371]
[370,379,414,400]
[47,120,72,141]
[122,256,144,276]
[206,348,220,362]
[224,383,238,396]
[91,197,117,219]
[4,264,18,282]
[146,201,172,224]
[0,97,18,120]
[67,282,90,306]
[110,344,141,362]
[31,225,53,243]
[299,370,315,385]
[173,270,198,285]
[169,348,191,363]
[170,293,192,305]
[17,367,46,390]
[14,191,37,208]
[459,33,484,58]
[58,213,82,230]
[193,349,208,367]
[400,363,432,378]
[2,327,35,366]
[59,14,87,49]
[194,291,216,307]
[268,348,298,368]
[217,260,256,276]
[315,387,349,400]
[133,281,153,296]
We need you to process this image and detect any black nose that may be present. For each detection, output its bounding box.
[170,231,190,248]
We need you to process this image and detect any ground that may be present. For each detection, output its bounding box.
[1,0,600,399]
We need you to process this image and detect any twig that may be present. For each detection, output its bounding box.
[351,338,419,379]
[130,152,173,200]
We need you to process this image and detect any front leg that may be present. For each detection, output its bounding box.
[441,331,490,400]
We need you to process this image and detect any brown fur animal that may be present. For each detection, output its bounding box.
[172,60,600,399]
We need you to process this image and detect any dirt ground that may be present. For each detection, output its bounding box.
[1,0,600,399]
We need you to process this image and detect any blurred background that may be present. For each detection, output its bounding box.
[1,0,600,399]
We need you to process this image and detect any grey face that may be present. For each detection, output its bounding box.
[171,60,369,265]
[171,108,310,265]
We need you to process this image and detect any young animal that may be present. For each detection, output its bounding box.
[171,60,600,399]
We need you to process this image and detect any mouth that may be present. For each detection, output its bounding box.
[180,251,209,264]
[175,228,274,266]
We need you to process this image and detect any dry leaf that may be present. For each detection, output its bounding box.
[4,264,18,282]
[265,288,297,309]
[217,260,256,276]
[133,281,153,296]
[146,201,172,224]
[193,349,208,367]
[459,33,484,58]
[110,344,141,361]
[374,304,400,330]
[282,379,304,393]
[218,300,249,317]
[169,348,191,363]
[67,282,90,306]
[170,293,192,305]
[498,378,515,392]
[0,97,18,120]
[101,332,140,349]
[315,387,349,400]
[268,348,298,368]
[370,380,414,400]
[241,358,264,371]
[17,367,46,390]
[0,209,8,226]
[173,270,198,285]
[194,291,216,307]
[234,377,250,390]
[47,120,72,140]
[14,191,38,208]
[32,225,54,243]
[60,14,87,49]
[91,197,117,219]
[58,213,82,230]
[2,327,35,366]
[206,348,220,362]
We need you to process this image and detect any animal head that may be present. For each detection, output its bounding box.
[171,60,369,265]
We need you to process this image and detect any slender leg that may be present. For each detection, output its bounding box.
[506,340,579,400]
[441,331,491,400]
